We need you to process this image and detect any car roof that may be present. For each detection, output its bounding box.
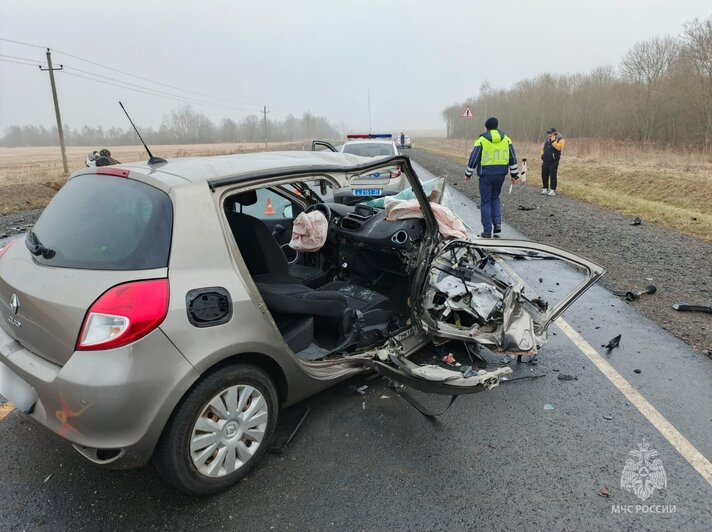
[86,150,376,187]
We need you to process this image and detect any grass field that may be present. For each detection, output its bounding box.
[417,138,712,243]
[0,141,304,216]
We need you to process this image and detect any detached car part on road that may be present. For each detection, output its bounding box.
[0,151,604,495]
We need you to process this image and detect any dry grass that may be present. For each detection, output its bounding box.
[0,141,305,215]
[418,137,712,243]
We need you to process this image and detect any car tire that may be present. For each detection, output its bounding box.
[154,364,279,495]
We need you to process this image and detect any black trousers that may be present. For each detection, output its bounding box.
[542,159,560,190]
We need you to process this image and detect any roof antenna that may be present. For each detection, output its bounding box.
[119,101,166,165]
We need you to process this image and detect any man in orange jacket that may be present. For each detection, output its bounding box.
[540,128,565,196]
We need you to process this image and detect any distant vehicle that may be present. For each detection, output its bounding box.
[396,134,413,149]
[85,149,120,167]
[311,134,407,204]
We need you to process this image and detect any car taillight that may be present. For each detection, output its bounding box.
[0,238,18,260]
[77,279,169,351]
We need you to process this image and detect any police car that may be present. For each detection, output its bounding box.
[312,134,407,204]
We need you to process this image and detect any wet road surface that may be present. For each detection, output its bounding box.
[0,162,711,530]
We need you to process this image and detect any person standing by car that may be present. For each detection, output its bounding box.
[541,128,565,196]
[399,131,405,148]
[464,117,519,238]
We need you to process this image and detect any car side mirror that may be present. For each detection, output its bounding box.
[282,204,293,218]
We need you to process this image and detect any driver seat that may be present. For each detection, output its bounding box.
[226,190,392,351]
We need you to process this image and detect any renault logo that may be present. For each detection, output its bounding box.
[10,293,19,315]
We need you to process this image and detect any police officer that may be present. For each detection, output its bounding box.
[541,127,565,196]
[464,117,519,238]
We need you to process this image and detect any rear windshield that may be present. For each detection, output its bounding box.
[342,143,395,157]
[30,174,173,270]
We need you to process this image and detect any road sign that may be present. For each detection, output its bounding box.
[462,106,473,118]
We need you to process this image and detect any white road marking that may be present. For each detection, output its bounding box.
[495,255,712,488]
[556,318,712,488]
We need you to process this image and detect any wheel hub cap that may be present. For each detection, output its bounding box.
[189,385,268,478]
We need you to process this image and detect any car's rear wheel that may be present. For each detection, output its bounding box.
[154,364,278,495]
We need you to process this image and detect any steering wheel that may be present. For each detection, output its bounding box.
[305,202,332,223]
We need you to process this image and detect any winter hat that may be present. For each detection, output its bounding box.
[485,117,498,130]
[546,128,557,134]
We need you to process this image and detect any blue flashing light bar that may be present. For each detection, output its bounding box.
[346,133,393,139]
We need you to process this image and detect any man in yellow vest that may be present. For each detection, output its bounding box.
[464,117,519,238]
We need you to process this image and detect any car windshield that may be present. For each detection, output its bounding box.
[342,143,395,157]
[29,174,173,270]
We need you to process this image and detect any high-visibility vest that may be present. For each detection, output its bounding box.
[475,129,512,167]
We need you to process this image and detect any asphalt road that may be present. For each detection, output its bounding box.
[1,161,711,531]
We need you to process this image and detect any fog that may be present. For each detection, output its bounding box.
[1,0,710,134]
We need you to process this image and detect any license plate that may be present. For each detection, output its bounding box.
[354,189,382,196]
[0,362,37,413]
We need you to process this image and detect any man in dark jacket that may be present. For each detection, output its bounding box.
[464,117,519,238]
[540,128,565,196]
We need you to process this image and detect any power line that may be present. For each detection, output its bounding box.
[1,36,261,108]
[59,70,262,115]
[0,58,41,67]
[0,37,46,50]
[0,53,43,64]
[62,65,262,113]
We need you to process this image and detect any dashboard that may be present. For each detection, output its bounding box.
[326,202,423,250]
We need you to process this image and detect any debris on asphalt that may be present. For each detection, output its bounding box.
[598,486,611,497]
[379,395,390,399]
[557,374,577,381]
[634,369,642,374]
[517,205,537,211]
[603,414,613,420]
[349,385,368,395]
[543,404,554,410]
[672,303,712,314]
[630,217,642,226]
[44,474,53,483]
[539,278,543,283]
[603,335,622,352]
[612,284,656,302]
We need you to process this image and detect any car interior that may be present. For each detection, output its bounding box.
[223,180,427,361]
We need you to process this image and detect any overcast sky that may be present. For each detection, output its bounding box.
[1,0,710,134]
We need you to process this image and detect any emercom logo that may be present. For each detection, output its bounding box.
[611,441,676,515]
[620,441,667,501]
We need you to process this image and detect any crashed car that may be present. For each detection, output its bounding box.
[0,151,604,495]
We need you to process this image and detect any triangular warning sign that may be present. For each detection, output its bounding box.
[462,106,473,118]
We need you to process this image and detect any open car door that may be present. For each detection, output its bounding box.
[417,239,605,352]
[311,140,337,152]
[363,239,604,399]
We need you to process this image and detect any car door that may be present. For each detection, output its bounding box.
[363,239,604,398]
[414,239,605,353]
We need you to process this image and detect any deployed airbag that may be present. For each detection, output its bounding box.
[384,198,468,240]
[289,210,328,252]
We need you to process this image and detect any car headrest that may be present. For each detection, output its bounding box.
[234,190,257,206]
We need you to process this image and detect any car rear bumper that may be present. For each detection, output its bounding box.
[0,322,199,469]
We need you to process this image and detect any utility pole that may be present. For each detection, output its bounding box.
[263,105,268,149]
[39,49,68,175]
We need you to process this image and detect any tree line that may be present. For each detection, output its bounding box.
[442,16,712,148]
[0,106,341,147]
